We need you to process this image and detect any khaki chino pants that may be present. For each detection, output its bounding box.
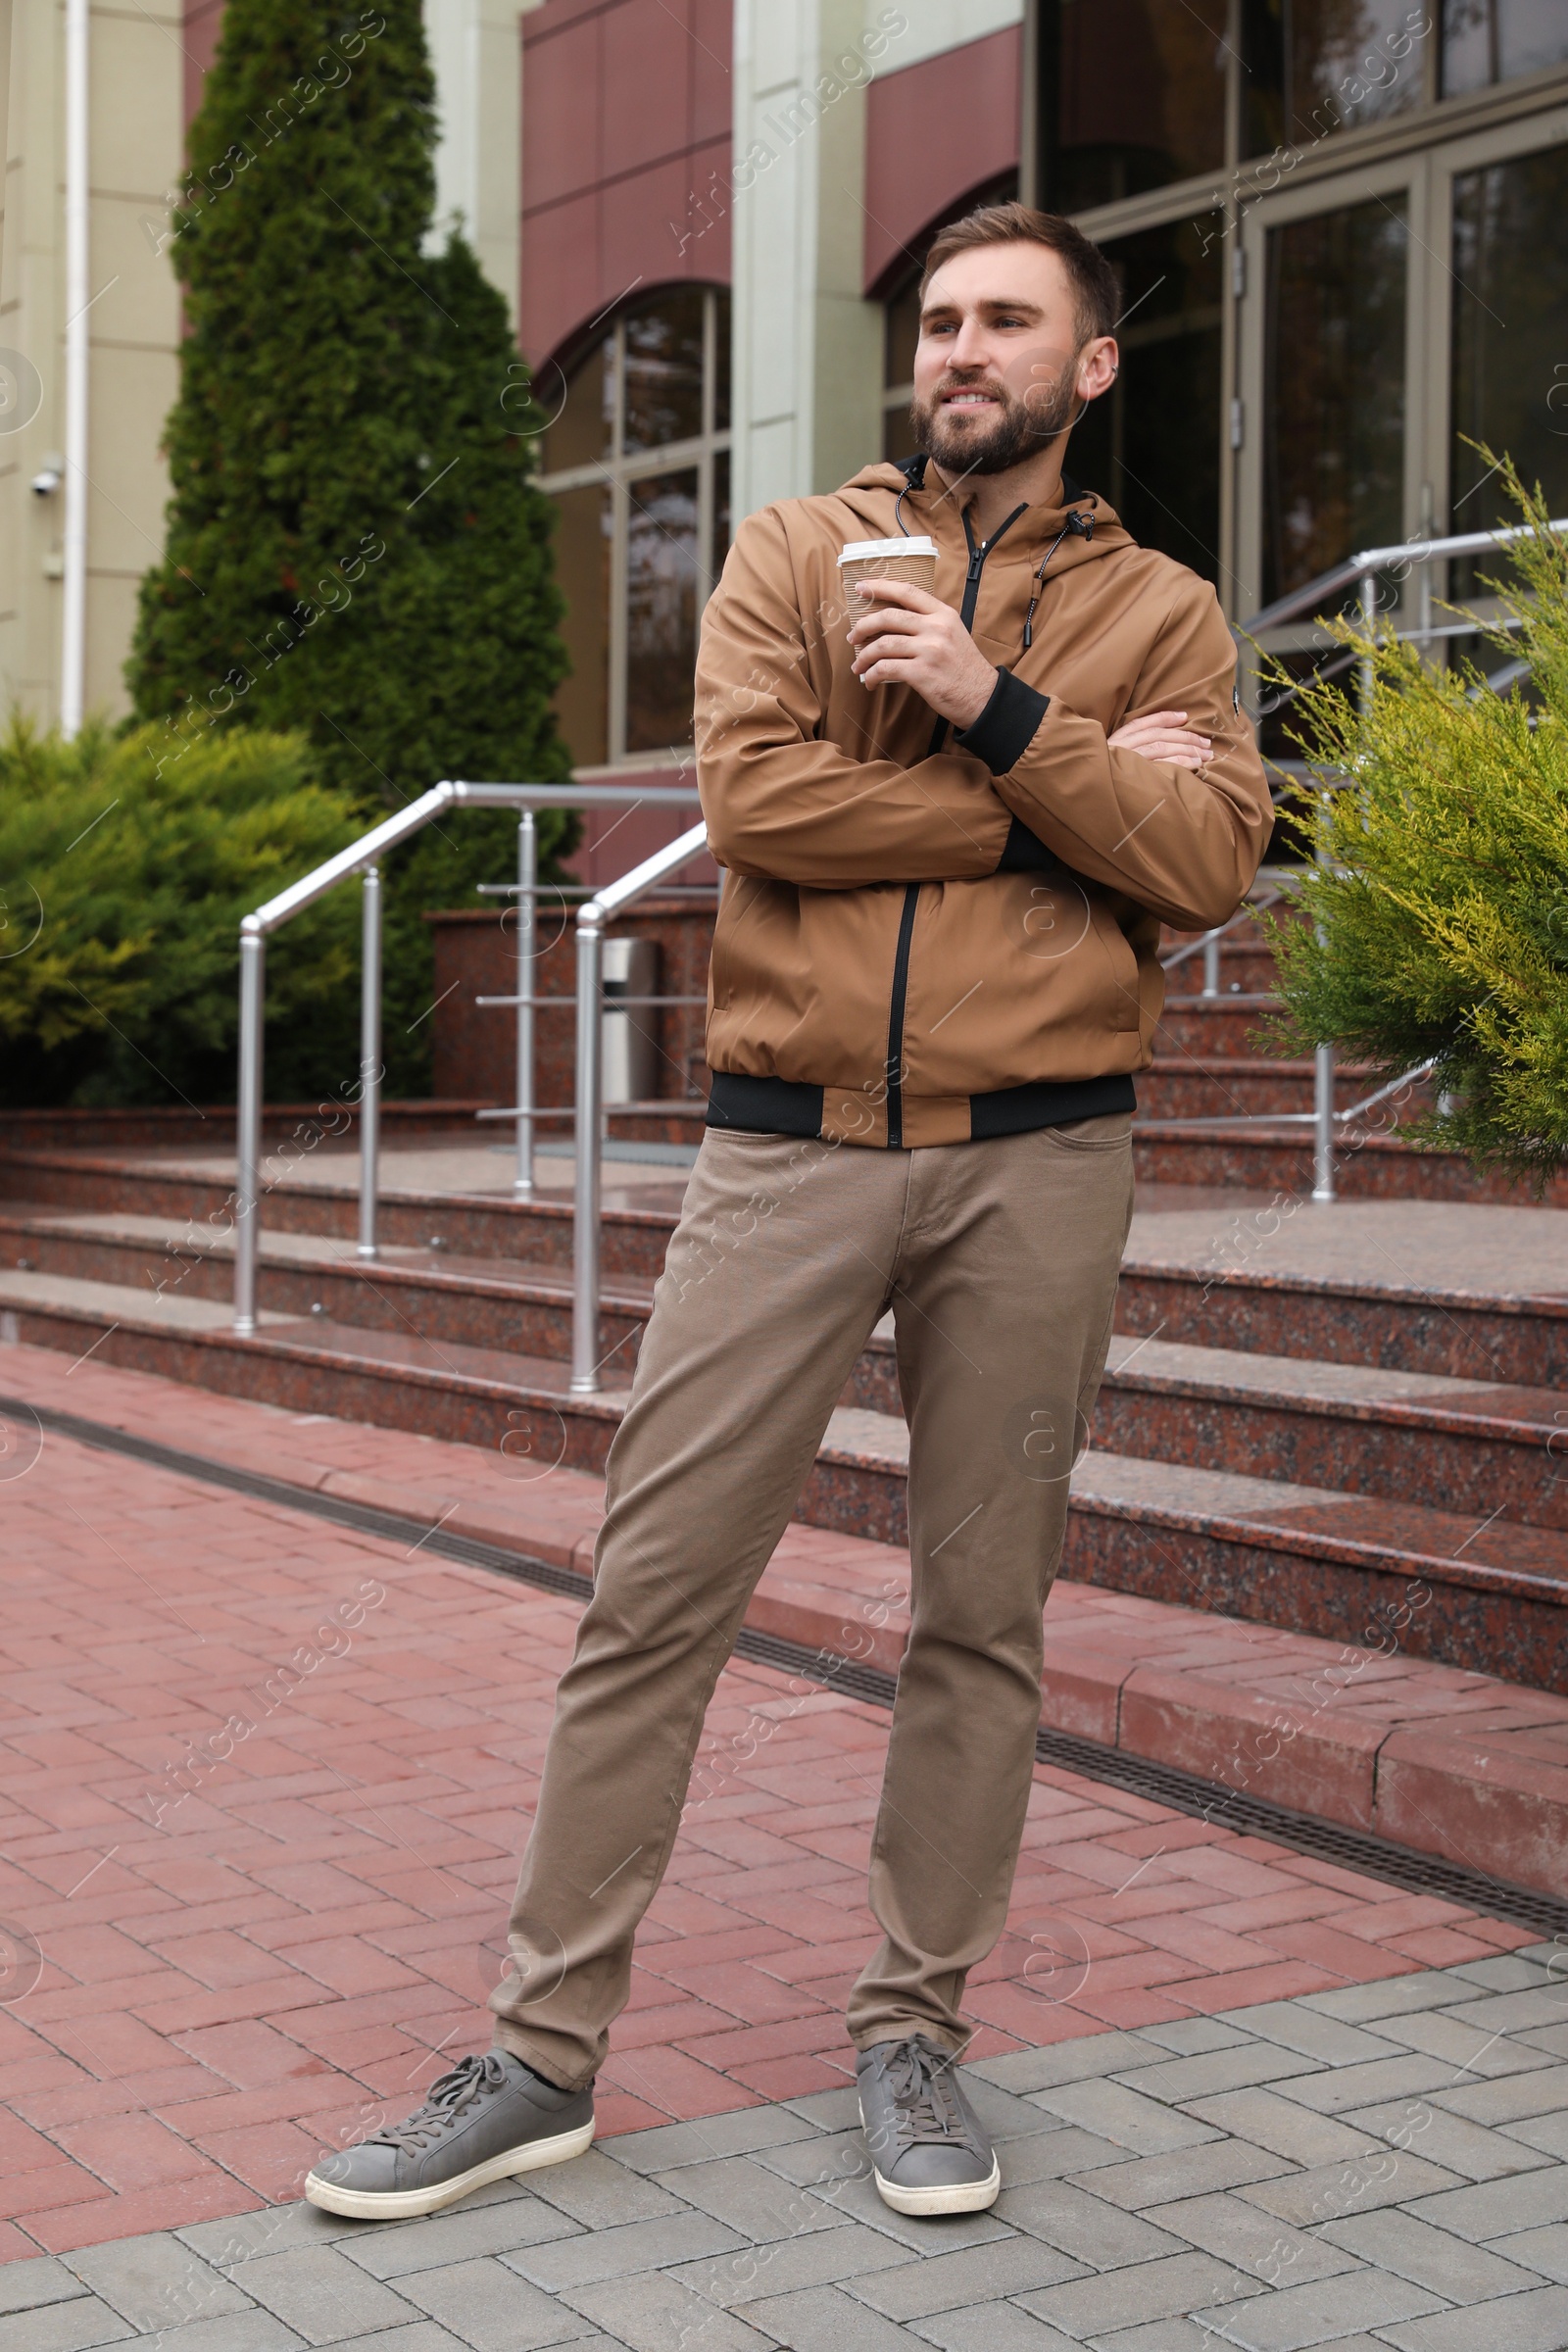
[490,1115,1134,2089]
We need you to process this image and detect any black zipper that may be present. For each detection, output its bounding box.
[886,502,1027,1148]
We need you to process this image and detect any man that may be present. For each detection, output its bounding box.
[306,202,1271,2226]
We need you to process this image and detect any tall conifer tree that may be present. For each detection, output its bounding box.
[129,1,572,1084]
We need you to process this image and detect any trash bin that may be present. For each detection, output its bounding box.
[602,935,657,1104]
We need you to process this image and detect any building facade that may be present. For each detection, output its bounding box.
[3,1,1566,828]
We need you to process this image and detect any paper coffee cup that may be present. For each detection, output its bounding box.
[838,535,937,598]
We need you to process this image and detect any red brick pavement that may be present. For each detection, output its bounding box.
[0,1365,1535,2259]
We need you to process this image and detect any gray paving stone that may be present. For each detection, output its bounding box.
[748,2129,871,2192]
[994,2174,1189,2265]
[65,2235,250,2333]
[1111,2045,1319,2105]
[561,2269,775,2350]
[1234,2153,1463,2229]
[1128,2017,1256,2057]
[1069,2138,1293,2212]
[603,2105,823,2174]
[772,2167,1013,2254]
[272,2327,469,2352]
[231,2249,420,2347]
[1365,2011,1549,2074]
[846,2232,1084,2320]
[1500,2107,1568,2160]
[390,2256,590,2350]
[505,2209,743,2292]
[524,2148,687,2230]
[1179,2089,1382,2169]
[1189,2265,1445,2348]
[959,2077,1077,2144]
[1446,1954,1559,1992]
[1141,2189,1357,2286]
[1272,2054,1458,2116]
[778,2089,860,2132]
[996,2125,1135,2184]
[905,2304,1083,2351]
[335,2197,583,2280]
[0,2260,87,2317]
[142,2315,305,2352]
[1485,2224,1568,2283]
[1027,2078,1224,2154]
[176,2211,355,2268]
[737,2281,915,2349]
[1374,2283,1568,2352]
[1222,2002,1410,2067]
[971,2032,1167,2092]
[1298,1974,1485,2025]
[0,2301,132,2352]
[651,2154,844,2244]
[1518,2022,1568,2061]
[668,2221,913,2307]
[1407,2165,1568,2240]
[1433,2065,1568,2126]
[1018,2248,1264,2335]
[1338,2095,1553,2183]
[1092,2324,1322,2352]
[1318,2205,1551,2300]
[1438,1987,1568,2035]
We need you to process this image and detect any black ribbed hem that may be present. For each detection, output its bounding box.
[706,1072,824,1140]
[706,1068,1136,1147]
[955,666,1050,774]
[968,1072,1135,1140]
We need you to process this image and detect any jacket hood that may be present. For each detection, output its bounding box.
[837,456,1133,582]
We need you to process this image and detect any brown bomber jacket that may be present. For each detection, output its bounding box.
[693,456,1273,1150]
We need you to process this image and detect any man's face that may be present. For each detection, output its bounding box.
[909,242,1115,476]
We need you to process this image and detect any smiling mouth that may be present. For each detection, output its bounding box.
[941,389,1003,410]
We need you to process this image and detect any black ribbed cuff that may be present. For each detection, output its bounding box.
[955,665,1050,774]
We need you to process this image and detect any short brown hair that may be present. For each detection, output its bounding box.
[918,202,1120,347]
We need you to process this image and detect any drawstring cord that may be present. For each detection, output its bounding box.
[1023,506,1095,650]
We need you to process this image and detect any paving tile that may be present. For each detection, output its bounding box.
[1188,2265,1446,2348]
[1405,2166,1568,2241]
[1142,2188,1357,2286]
[390,2255,592,2350]
[1025,2078,1223,2154]
[1374,2284,1568,2352]
[994,2174,1189,2264]
[966,2033,1167,2093]
[649,2154,844,2243]
[1498,2107,1568,2160]
[521,2149,686,2230]
[1319,2205,1551,2300]
[1235,2153,1464,2229]
[1487,2224,1568,2282]
[667,2221,914,2307]
[1111,2045,1320,2103]
[1018,2248,1265,2335]
[232,2247,421,2346]
[902,2305,1083,2351]
[63,2232,251,2331]
[601,2106,820,2174]
[334,2196,584,2279]
[768,2167,1013,2255]
[558,2268,773,2350]
[504,2209,743,2292]
[1337,2095,1554,2183]
[0,2299,132,2352]
[0,2257,87,2315]
[1271,2052,1459,2115]
[1180,2088,1382,2169]
[1066,2138,1292,2211]
[735,2281,915,2349]
[846,2232,1084,2319]
[1216,2003,1409,2067]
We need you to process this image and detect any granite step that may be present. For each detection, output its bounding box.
[1135,1057,1429,1123]
[1151,992,1280,1056]
[1099,1330,1563,1529]
[2,1266,1562,1690]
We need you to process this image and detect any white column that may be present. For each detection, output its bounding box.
[423,0,527,318]
[60,0,88,735]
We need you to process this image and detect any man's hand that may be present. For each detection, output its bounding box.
[847,578,998,731]
[1107,709,1212,771]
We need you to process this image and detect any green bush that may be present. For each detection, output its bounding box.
[1266,461,1568,1187]
[0,714,363,1108]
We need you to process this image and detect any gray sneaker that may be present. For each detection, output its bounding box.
[304,2051,594,2221]
[857,2034,1000,2216]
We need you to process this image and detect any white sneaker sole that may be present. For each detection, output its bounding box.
[871,2154,1001,2216]
[303,2118,596,2221]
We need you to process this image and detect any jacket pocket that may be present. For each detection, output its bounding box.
[1094,904,1142,1032]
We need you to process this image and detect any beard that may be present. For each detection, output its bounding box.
[910,368,1082,476]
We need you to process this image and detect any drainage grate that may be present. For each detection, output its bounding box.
[11,1390,1567,1944]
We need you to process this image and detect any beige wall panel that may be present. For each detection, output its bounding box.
[85,341,175,580]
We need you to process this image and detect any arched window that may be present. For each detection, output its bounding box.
[539,286,730,768]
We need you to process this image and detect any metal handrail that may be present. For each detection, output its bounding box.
[231,779,701,1337]
[571,822,710,1396]
[1243,514,1568,636]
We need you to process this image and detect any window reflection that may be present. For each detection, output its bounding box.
[626,471,702,755]
[623,290,706,454]
[1262,197,1408,602]
[1243,0,1429,156]
[552,485,612,769]
[1068,220,1224,583]
[1039,0,1228,211]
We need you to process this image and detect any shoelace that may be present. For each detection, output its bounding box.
[881,2038,970,2147]
[372,2052,510,2153]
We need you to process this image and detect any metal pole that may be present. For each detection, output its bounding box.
[570,909,605,1396]
[514,812,536,1198]
[234,926,266,1336]
[357,864,382,1260]
[60,0,89,736]
[1201,931,1220,997]
[1312,1043,1336,1203]
[1357,567,1377,715]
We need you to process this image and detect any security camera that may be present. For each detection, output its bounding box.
[31,458,63,497]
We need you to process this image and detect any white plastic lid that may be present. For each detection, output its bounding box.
[837,536,938,564]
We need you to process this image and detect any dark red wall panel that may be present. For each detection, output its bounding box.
[863,24,1022,294]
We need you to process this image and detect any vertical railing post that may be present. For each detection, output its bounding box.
[233,923,266,1336]
[1313,567,1376,1206]
[357,864,382,1260]
[514,811,536,1199]
[570,907,605,1396]
[1201,930,1220,997]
